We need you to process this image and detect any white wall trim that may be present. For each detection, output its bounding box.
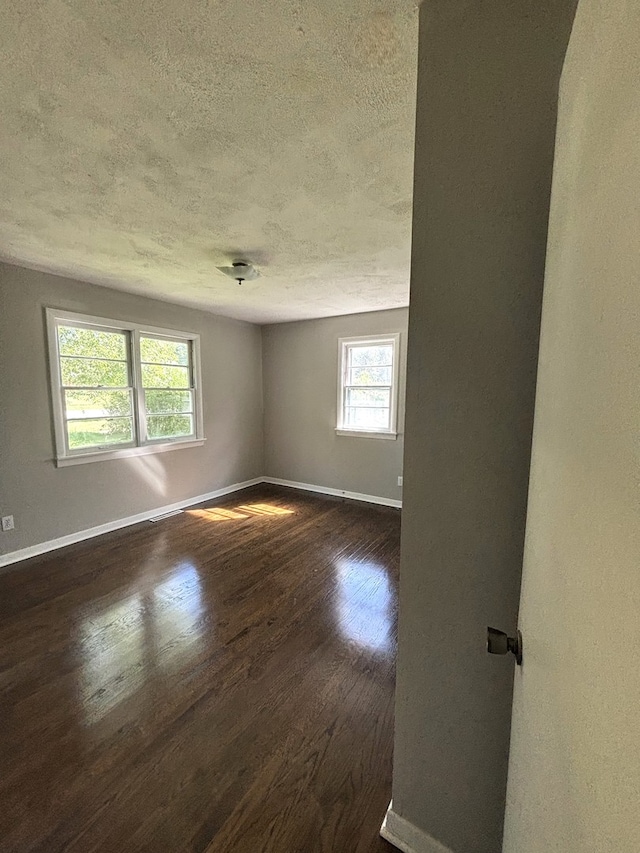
[54,438,206,468]
[381,803,454,853]
[0,478,263,571]
[335,428,398,440]
[262,477,402,508]
[0,476,401,570]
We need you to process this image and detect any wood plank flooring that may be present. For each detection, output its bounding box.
[0,485,400,852]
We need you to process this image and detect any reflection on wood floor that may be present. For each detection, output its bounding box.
[0,485,399,853]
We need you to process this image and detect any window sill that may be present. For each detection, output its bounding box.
[335,429,398,441]
[55,438,206,467]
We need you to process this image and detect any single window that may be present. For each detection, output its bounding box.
[337,334,400,438]
[46,310,204,466]
[139,335,195,442]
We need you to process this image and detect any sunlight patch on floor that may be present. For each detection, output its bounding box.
[334,558,395,654]
[77,562,207,725]
[187,508,249,521]
[187,503,295,521]
[236,503,295,516]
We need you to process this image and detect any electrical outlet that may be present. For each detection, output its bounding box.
[397,476,403,487]
[2,515,14,532]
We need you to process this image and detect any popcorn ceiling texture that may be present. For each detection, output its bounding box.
[0,0,418,323]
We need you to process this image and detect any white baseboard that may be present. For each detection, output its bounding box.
[0,476,401,570]
[381,802,454,853]
[262,477,402,509]
[0,477,263,571]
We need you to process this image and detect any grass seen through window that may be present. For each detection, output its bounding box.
[51,317,200,456]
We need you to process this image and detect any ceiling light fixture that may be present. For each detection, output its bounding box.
[218,259,260,285]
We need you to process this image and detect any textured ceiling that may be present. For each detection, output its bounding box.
[0,1,418,324]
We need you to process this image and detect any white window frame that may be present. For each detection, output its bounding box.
[336,333,400,439]
[46,308,205,467]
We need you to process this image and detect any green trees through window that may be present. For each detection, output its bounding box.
[53,319,199,455]
[59,326,134,449]
[343,343,393,430]
[140,336,194,440]
[337,335,400,435]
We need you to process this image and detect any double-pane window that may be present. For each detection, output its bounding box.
[47,310,203,464]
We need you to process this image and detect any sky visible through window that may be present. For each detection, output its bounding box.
[343,342,394,431]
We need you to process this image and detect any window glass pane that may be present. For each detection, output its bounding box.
[50,315,201,458]
[140,337,189,366]
[147,414,193,440]
[349,345,393,368]
[344,407,390,430]
[61,357,129,387]
[346,388,390,409]
[348,365,392,386]
[65,389,132,419]
[141,364,190,389]
[66,417,134,449]
[145,390,193,415]
[58,326,127,360]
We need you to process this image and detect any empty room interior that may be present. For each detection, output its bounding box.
[1,2,639,853]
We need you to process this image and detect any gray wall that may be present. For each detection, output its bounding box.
[504,1,640,850]
[0,262,263,558]
[391,2,577,852]
[262,309,407,502]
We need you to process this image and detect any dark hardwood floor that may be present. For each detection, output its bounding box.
[0,485,399,852]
